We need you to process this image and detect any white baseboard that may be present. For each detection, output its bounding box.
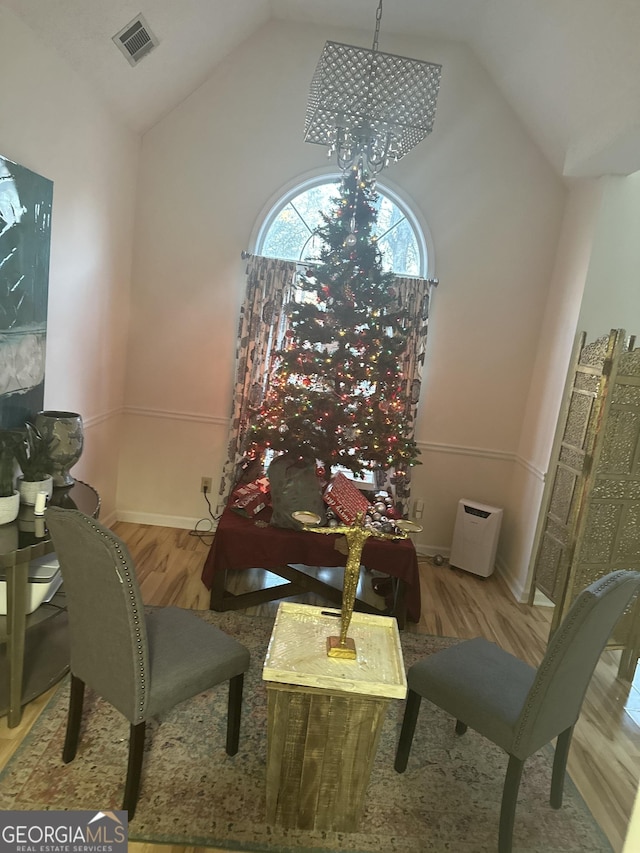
[533,588,555,607]
[494,562,555,607]
[494,557,521,601]
[414,543,450,558]
[115,509,217,533]
[99,509,118,527]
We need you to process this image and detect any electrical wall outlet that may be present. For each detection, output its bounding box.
[200,477,212,493]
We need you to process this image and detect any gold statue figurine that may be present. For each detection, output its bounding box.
[293,511,418,660]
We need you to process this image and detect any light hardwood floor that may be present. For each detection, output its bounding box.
[1,521,638,853]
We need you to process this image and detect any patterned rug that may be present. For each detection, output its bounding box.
[0,611,612,852]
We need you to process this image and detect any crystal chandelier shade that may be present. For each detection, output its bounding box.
[304,9,442,176]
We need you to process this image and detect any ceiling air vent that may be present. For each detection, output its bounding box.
[112,14,158,66]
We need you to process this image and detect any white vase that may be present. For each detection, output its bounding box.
[0,491,20,525]
[17,475,54,506]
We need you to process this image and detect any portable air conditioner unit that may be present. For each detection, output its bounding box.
[449,499,503,577]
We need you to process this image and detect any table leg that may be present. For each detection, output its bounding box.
[369,575,408,628]
[391,579,407,630]
[6,558,29,728]
[209,567,227,611]
[618,644,639,682]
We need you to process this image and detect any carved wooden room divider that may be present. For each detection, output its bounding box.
[529,328,640,680]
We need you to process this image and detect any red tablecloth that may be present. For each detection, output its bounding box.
[201,506,421,623]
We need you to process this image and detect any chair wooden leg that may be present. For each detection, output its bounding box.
[63,675,85,763]
[394,689,422,772]
[455,719,468,735]
[499,754,524,853]
[226,673,244,756]
[123,722,146,820]
[550,725,574,809]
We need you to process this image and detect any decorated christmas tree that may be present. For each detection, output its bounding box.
[247,167,420,484]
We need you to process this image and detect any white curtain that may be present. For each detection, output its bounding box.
[217,255,296,503]
[376,276,433,516]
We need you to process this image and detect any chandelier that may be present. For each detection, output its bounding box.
[304,0,442,177]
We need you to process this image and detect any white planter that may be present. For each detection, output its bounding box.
[0,491,20,525]
[17,476,54,506]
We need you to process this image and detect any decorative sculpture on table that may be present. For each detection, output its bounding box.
[293,510,421,660]
[34,410,84,487]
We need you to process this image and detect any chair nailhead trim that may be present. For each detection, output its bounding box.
[514,571,634,752]
[83,515,147,721]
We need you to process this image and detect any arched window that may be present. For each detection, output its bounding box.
[254,174,429,277]
[232,173,433,501]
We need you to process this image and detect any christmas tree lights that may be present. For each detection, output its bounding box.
[247,167,420,480]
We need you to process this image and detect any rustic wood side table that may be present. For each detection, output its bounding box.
[262,602,406,832]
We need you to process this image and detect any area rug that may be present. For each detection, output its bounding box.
[0,611,612,853]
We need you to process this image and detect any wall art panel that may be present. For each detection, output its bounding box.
[0,155,53,428]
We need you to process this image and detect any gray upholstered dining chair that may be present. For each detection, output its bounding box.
[46,506,251,820]
[394,570,640,853]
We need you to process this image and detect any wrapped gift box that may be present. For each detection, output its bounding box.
[323,472,371,525]
[229,477,271,517]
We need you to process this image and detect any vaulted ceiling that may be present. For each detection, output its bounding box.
[3,0,640,178]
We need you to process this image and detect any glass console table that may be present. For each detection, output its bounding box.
[0,480,100,727]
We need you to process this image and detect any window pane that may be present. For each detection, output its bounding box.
[376,217,420,276]
[291,183,340,233]
[260,204,309,260]
[373,195,404,237]
[259,179,423,276]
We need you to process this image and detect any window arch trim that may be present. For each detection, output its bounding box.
[249,167,436,279]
